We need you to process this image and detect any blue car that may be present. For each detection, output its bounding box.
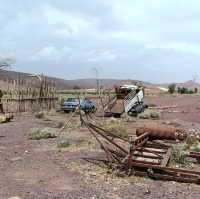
[80,98,96,112]
[61,97,96,113]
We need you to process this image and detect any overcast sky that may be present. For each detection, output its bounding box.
[1,0,200,83]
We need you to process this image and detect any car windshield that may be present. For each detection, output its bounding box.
[66,98,78,102]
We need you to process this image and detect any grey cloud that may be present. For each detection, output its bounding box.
[1,0,200,82]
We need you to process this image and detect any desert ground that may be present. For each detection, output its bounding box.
[1,94,200,199]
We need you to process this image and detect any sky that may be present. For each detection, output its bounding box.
[1,0,200,83]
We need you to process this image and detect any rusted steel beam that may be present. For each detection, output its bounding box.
[161,148,171,167]
[147,171,200,184]
[128,159,161,165]
[87,122,128,154]
[136,148,166,157]
[132,132,149,149]
[85,122,114,164]
[188,152,200,163]
[129,161,200,176]
[189,152,200,158]
[129,170,200,184]
[83,119,200,184]
[136,127,187,141]
[145,143,170,150]
[133,152,162,160]
[147,141,171,148]
[88,122,129,142]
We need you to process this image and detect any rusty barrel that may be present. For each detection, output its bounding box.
[136,127,187,141]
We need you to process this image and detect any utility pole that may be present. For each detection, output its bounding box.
[92,67,100,96]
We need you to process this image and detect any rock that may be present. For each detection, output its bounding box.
[144,188,151,195]
[0,115,7,123]
[0,113,13,123]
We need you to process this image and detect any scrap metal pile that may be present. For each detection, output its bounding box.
[83,120,200,184]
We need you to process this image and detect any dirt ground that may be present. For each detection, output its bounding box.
[1,94,200,199]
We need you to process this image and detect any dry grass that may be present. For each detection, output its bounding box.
[171,144,188,165]
[103,118,128,138]
[185,135,199,147]
[121,113,136,122]
[138,110,160,120]
[57,138,70,148]
[34,111,45,119]
[34,109,57,120]
[29,128,57,140]
[185,135,200,152]
[53,120,65,128]
[66,160,131,188]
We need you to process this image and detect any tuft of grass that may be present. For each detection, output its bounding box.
[138,112,150,119]
[171,135,200,165]
[34,111,45,119]
[29,128,57,140]
[185,135,200,152]
[150,111,160,119]
[138,110,160,120]
[185,135,199,148]
[121,113,136,122]
[103,118,128,138]
[190,144,200,152]
[57,139,70,148]
[47,109,57,116]
[171,144,188,165]
[54,120,65,128]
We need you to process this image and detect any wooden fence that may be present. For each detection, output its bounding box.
[0,75,58,113]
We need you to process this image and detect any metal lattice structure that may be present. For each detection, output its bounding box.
[83,120,200,184]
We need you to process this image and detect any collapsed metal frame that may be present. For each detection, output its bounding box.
[83,119,200,184]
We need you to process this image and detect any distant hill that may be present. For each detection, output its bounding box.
[0,69,151,90]
[2,69,198,91]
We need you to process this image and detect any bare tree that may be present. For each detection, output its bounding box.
[0,58,14,113]
[0,58,13,69]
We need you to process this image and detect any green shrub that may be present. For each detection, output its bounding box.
[171,135,200,165]
[171,144,188,165]
[29,128,57,140]
[185,135,200,152]
[168,84,176,94]
[190,144,200,152]
[177,87,196,94]
[185,135,199,148]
